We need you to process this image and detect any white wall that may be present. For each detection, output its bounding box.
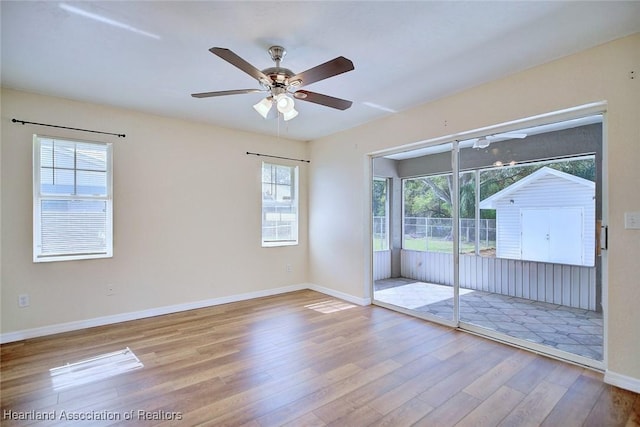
[309,34,640,383]
[1,88,309,336]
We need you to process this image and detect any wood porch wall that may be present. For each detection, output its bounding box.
[400,250,597,311]
[373,250,392,281]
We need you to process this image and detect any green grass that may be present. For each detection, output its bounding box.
[373,238,388,251]
[374,236,495,253]
[403,238,467,252]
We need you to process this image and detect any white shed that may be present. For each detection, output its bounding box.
[479,167,595,267]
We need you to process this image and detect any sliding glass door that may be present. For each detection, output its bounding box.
[373,143,456,325]
[457,116,603,365]
[372,112,605,367]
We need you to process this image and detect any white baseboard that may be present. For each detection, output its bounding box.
[604,370,640,393]
[0,283,308,344]
[0,284,372,344]
[307,283,371,306]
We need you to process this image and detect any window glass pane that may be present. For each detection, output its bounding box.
[262,164,273,183]
[263,206,297,242]
[459,171,477,254]
[262,183,274,200]
[53,141,75,169]
[373,178,388,251]
[47,169,75,195]
[40,139,54,167]
[40,200,108,255]
[77,170,107,196]
[275,166,291,185]
[403,174,454,253]
[40,167,53,188]
[76,143,107,171]
[275,184,291,201]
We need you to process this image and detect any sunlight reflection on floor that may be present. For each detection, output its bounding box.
[49,347,143,391]
[304,300,357,314]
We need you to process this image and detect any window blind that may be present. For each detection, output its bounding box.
[34,136,113,262]
[261,162,298,246]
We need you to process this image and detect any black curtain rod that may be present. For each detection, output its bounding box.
[246,151,310,163]
[12,118,126,138]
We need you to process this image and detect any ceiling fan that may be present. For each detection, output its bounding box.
[471,132,527,149]
[192,46,355,121]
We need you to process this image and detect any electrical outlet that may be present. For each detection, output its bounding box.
[286,264,293,273]
[18,294,30,308]
[106,284,115,296]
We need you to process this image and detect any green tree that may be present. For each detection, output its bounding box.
[410,172,476,219]
[372,179,387,217]
[404,177,450,218]
[404,158,595,221]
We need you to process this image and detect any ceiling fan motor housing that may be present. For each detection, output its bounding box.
[261,46,301,90]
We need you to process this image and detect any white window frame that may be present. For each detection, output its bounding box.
[261,162,299,247]
[33,135,113,262]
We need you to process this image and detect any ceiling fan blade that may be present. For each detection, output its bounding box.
[293,90,353,110]
[209,47,270,83]
[290,57,354,88]
[489,132,528,140]
[191,89,265,98]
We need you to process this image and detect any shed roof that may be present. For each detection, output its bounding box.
[479,166,595,209]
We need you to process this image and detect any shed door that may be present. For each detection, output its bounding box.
[521,208,583,265]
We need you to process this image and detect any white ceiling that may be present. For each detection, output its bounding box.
[2,1,639,142]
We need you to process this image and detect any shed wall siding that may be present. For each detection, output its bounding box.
[492,174,595,266]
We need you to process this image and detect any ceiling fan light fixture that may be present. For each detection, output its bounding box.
[282,108,299,121]
[473,137,491,149]
[275,93,295,114]
[253,97,273,119]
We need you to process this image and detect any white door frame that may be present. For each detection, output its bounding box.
[368,102,608,371]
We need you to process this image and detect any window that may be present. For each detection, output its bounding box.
[401,155,595,265]
[262,162,298,246]
[372,177,389,251]
[403,173,455,253]
[33,135,113,262]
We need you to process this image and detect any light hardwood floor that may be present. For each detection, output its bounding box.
[1,290,638,426]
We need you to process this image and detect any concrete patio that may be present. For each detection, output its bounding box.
[374,277,603,361]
